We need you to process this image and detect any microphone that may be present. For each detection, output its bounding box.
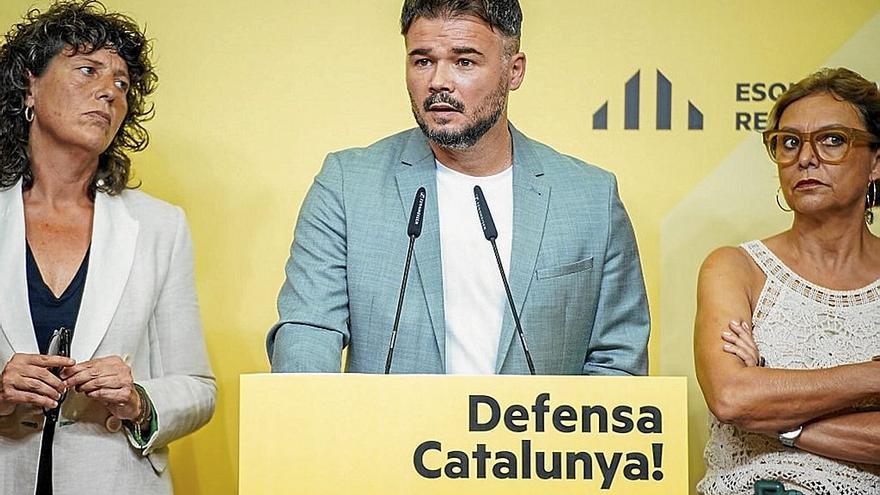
[385,187,427,374]
[473,186,536,375]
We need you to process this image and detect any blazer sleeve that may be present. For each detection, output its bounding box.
[133,208,216,454]
[583,174,650,376]
[266,153,349,373]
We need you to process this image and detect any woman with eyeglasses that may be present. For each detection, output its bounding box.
[0,2,215,494]
[695,68,880,494]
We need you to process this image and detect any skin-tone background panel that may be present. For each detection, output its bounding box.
[2,1,879,493]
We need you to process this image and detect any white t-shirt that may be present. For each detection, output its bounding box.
[436,160,513,374]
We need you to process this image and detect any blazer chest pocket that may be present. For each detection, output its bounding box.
[535,257,593,279]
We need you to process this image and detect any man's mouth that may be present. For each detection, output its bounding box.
[428,103,459,112]
[423,94,464,113]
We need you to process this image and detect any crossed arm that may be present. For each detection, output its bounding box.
[694,247,880,464]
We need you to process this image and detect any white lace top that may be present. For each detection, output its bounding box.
[698,240,880,495]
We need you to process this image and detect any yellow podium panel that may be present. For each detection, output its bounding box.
[240,374,687,494]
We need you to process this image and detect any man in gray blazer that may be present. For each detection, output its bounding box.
[267,0,649,375]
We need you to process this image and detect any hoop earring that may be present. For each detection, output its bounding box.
[866,180,878,224]
[776,187,792,212]
[867,180,879,209]
[24,106,33,122]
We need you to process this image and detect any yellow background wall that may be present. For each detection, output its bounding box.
[1,1,878,492]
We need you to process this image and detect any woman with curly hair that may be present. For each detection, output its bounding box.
[0,2,215,493]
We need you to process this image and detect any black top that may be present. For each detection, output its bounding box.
[26,243,89,354]
[26,242,89,495]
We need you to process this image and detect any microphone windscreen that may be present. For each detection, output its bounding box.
[473,185,498,240]
[408,187,427,238]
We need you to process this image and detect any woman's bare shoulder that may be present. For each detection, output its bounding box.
[701,245,758,277]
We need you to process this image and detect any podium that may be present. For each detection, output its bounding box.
[240,374,687,494]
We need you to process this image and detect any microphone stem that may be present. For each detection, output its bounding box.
[490,239,536,375]
[385,235,416,374]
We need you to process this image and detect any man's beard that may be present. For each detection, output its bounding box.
[410,81,507,150]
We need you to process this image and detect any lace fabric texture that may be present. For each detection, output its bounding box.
[698,240,880,495]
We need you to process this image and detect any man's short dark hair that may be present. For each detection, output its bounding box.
[400,0,522,53]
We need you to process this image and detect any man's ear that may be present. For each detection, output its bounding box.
[508,52,526,91]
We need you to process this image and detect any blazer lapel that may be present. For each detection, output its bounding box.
[396,131,447,369]
[0,182,38,354]
[71,192,138,363]
[495,127,550,372]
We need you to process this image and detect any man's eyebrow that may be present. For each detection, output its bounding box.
[452,47,483,56]
[407,47,485,57]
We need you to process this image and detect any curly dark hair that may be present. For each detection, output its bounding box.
[0,0,157,196]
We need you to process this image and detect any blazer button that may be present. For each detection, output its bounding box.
[105,416,122,433]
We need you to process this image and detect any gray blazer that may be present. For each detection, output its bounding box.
[268,125,649,375]
[0,182,216,495]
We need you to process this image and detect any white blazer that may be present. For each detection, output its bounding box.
[0,181,216,495]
